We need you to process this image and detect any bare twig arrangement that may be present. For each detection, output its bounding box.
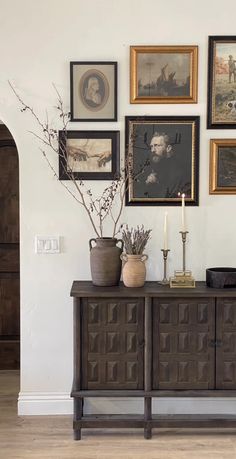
[9,82,147,238]
[122,225,152,255]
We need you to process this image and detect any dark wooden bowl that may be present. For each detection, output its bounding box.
[206,267,236,288]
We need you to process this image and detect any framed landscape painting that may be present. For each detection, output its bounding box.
[70,61,117,121]
[125,116,199,206]
[59,130,120,180]
[130,45,198,104]
[208,36,236,128]
[209,139,236,194]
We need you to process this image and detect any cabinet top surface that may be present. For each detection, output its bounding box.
[70,281,236,298]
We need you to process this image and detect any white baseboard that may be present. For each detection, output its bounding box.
[18,392,73,415]
[18,392,236,416]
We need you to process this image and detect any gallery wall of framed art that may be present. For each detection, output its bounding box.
[65,36,236,209]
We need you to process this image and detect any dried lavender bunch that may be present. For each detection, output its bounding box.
[122,225,151,255]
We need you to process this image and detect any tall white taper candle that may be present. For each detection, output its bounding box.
[181,193,186,232]
[164,212,168,249]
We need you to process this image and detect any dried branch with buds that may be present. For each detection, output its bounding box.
[9,82,148,238]
[122,225,152,255]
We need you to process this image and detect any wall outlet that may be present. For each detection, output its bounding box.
[35,236,60,254]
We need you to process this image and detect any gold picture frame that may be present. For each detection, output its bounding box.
[210,139,236,194]
[130,45,198,104]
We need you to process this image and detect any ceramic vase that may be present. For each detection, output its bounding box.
[89,237,124,286]
[121,253,148,288]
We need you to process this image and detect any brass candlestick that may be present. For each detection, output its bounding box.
[160,249,170,285]
[180,231,188,272]
[170,230,195,288]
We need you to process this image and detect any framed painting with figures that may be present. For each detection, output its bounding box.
[125,116,199,206]
[210,139,236,193]
[130,45,198,104]
[70,62,117,121]
[208,36,236,128]
[59,130,120,180]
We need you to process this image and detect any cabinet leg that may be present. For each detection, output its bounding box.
[144,397,152,439]
[73,398,83,441]
[144,427,152,439]
[74,429,81,441]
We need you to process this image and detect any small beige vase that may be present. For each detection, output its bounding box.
[121,253,148,288]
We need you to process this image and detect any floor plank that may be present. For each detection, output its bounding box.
[1,370,236,458]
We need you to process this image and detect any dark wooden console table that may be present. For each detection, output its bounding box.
[71,281,236,439]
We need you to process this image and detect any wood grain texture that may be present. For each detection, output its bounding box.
[2,371,236,458]
[0,125,19,369]
[71,280,236,298]
[0,144,19,243]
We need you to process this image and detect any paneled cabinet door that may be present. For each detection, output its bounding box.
[82,297,144,390]
[153,298,215,390]
[216,298,236,389]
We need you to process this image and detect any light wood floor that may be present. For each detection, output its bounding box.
[1,371,236,459]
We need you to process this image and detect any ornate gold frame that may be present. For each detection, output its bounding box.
[210,139,236,194]
[130,45,198,104]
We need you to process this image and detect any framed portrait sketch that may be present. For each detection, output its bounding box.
[210,139,236,194]
[130,45,198,104]
[59,130,120,180]
[70,61,117,121]
[125,116,199,206]
[208,36,236,128]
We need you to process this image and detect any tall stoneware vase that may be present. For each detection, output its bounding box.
[121,254,148,288]
[89,237,124,286]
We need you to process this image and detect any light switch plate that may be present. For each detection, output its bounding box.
[35,236,60,254]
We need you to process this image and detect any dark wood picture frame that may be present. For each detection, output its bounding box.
[130,45,198,104]
[70,61,117,121]
[125,116,199,206]
[209,138,236,194]
[207,36,236,129]
[59,130,120,181]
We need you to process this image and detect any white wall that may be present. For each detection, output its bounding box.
[1,0,236,415]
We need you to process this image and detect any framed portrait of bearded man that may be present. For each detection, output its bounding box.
[125,116,199,206]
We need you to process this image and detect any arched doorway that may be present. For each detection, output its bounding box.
[0,124,20,369]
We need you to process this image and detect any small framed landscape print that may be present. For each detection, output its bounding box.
[130,45,198,104]
[59,130,120,180]
[125,116,199,206]
[70,61,117,121]
[208,36,236,128]
[210,139,236,194]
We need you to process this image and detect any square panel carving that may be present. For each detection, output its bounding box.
[153,298,215,390]
[82,298,144,389]
[216,299,236,389]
